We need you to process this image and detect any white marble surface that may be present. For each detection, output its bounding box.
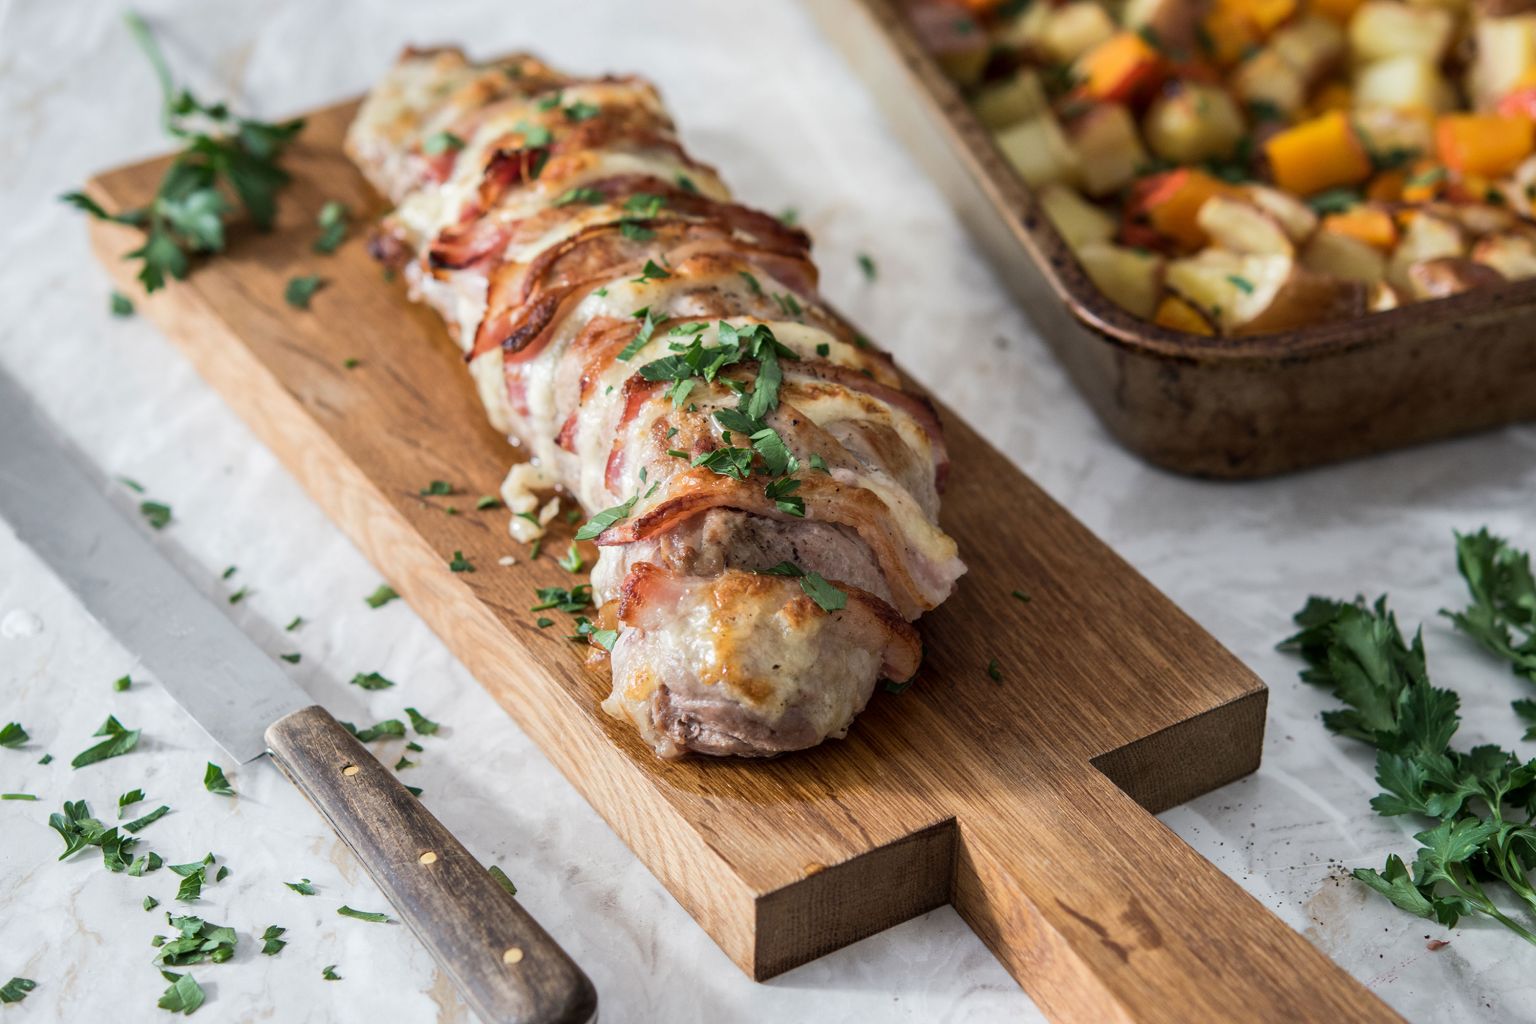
[2,1,1535,1021]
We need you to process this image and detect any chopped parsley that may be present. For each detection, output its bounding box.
[532,585,593,613]
[422,131,465,156]
[144,896,160,911]
[321,965,341,981]
[1225,274,1255,295]
[349,671,396,691]
[448,550,475,573]
[365,584,399,608]
[987,659,1003,682]
[71,715,140,768]
[419,480,453,496]
[489,864,518,896]
[1,793,38,801]
[553,186,603,207]
[475,495,501,510]
[343,719,405,742]
[575,495,638,541]
[632,258,671,284]
[203,762,233,796]
[110,291,135,317]
[0,722,27,748]
[676,173,699,193]
[284,274,325,309]
[313,200,348,253]
[617,306,667,361]
[755,561,847,612]
[157,913,238,966]
[124,804,171,833]
[285,616,304,632]
[564,100,601,122]
[284,878,317,895]
[140,500,172,530]
[405,707,440,736]
[1012,589,1031,603]
[557,542,585,574]
[157,971,205,1014]
[857,252,877,281]
[119,788,145,816]
[260,925,287,955]
[394,755,415,771]
[279,652,301,664]
[226,585,249,605]
[337,905,391,924]
[0,977,37,1005]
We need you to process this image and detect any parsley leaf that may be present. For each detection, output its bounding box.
[260,925,287,956]
[111,291,135,317]
[1442,528,1536,684]
[754,561,847,612]
[284,274,325,309]
[448,550,475,573]
[203,762,234,796]
[349,671,395,691]
[125,805,171,834]
[422,131,465,156]
[342,719,405,743]
[575,495,638,541]
[0,722,28,748]
[119,788,145,817]
[284,878,317,895]
[0,978,37,1004]
[531,584,593,613]
[140,500,173,530]
[553,186,603,207]
[71,715,141,768]
[156,914,238,966]
[365,584,399,608]
[405,707,440,736]
[419,480,453,496]
[322,965,341,981]
[489,864,518,896]
[857,252,877,281]
[156,971,205,1015]
[337,905,391,924]
[312,200,348,253]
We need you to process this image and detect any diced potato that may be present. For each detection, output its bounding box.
[994,0,1053,48]
[1197,195,1296,254]
[1067,103,1150,196]
[1233,49,1308,116]
[1074,31,1166,103]
[1153,294,1218,334]
[1124,0,1212,52]
[1404,257,1505,299]
[907,2,991,86]
[1264,111,1374,194]
[1076,242,1166,317]
[1368,281,1400,311]
[1354,56,1455,113]
[1452,203,1521,235]
[1386,211,1467,290]
[1270,15,1348,83]
[1245,185,1320,241]
[1143,82,1247,163]
[1301,229,1388,282]
[1126,168,1239,250]
[1039,1,1118,62]
[1473,231,1536,277]
[1436,114,1536,177]
[1352,107,1436,166]
[1167,250,1367,333]
[995,113,1082,188]
[972,71,1050,131]
[1468,16,1536,110]
[1038,183,1117,250]
[1348,2,1455,64]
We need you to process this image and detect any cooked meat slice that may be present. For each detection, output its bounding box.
[347,48,965,758]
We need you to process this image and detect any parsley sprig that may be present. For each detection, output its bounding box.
[61,13,304,292]
[1281,530,1536,946]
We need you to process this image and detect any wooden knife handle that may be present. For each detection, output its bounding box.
[265,705,597,1024]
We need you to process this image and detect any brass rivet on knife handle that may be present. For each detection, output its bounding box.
[265,705,597,1024]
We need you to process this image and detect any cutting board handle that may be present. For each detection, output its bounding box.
[266,705,597,1024]
[950,760,1402,1023]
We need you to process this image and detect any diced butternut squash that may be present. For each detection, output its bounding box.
[1245,0,1299,33]
[1038,183,1117,250]
[995,113,1083,188]
[1074,31,1166,103]
[1322,206,1399,249]
[1435,113,1536,177]
[1153,294,1218,334]
[1067,103,1150,196]
[973,71,1050,130]
[1348,2,1455,65]
[1076,242,1166,316]
[1039,1,1119,62]
[1126,168,1239,250]
[1367,169,1406,202]
[1312,82,1353,113]
[1201,2,1263,66]
[1197,195,1297,254]
[1143,82,1247,163]
[1264,111,1374,194]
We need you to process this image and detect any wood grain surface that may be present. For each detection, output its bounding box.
[83,99,1401,1022]
[266,705,597,1024]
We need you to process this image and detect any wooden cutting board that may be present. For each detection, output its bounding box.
[83,99,1399,1023]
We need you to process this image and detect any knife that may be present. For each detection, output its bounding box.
[0,369,597,1024]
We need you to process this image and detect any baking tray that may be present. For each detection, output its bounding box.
[808,0,1536,478]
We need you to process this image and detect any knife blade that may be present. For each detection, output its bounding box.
[0,369,597,1024]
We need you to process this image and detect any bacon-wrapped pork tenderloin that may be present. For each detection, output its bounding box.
[346,48,965,758]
